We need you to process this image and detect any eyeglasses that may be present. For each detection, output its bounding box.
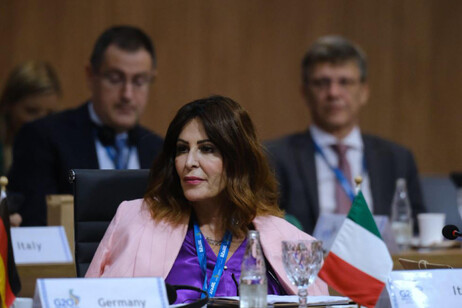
[98,70,153,90]
[307,77,361,91]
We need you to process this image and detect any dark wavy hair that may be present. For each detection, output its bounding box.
[144,95,282,237]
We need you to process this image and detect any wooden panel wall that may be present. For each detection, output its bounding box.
[0,0,461,174]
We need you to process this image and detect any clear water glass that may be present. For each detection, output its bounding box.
[282,240,323,308]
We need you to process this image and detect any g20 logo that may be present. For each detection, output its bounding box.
[399,289,411,299]
[53,289,80,307]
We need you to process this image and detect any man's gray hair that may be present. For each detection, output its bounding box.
[301,35,367,83]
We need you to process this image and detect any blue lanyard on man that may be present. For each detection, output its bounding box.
[312,139,366,202]
[193,222,232,298]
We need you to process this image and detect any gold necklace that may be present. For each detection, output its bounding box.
[205,237,223,246]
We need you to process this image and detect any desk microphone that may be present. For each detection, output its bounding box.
[165,283,177,304]
[442,224,462,240]
[164,283,208,307]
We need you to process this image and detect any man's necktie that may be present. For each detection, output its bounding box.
[332,143,352,214]
[114,135,129,169]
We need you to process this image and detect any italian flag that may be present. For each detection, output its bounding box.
[318,191,393,308]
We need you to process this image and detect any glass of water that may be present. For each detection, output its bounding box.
[282,240,323,308]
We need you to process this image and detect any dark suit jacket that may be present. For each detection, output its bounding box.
[265,130,425,234]
[7,103,163,226]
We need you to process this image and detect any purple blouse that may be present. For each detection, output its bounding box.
[165,226,286,304]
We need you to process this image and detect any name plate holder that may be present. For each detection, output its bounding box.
[11,226,75,298]
[33,277,169,308]
[387,269,462,307]
[47,194,74,254]
[11,226,72,264]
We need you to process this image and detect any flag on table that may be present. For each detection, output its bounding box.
[0,198,21,307]
[318,191,392,308]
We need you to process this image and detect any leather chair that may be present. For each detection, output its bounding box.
[420,175,462,227]
[70,169,150,277]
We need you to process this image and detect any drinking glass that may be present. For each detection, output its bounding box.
[282,240,323,308]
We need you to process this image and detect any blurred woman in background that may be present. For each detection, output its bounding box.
[0,60,61,175]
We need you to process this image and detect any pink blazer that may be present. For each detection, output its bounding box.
[85,199,328,296]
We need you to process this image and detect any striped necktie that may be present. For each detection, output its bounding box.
[114,135,129,169]
[331,143,352,214]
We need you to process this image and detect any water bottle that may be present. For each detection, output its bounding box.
[390,178,413,250]
[239,230,267,308]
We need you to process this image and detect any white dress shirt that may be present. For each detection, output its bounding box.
[310,125,373,213]
[88,103,140,169]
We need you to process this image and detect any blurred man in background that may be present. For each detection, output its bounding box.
[266,35,425,233]
[8,25,163,226]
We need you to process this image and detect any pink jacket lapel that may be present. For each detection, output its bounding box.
[134,213,190,278]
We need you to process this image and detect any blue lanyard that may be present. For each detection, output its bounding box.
[312,140,366,202]
[104,145,131,169]
[193,222,232,298]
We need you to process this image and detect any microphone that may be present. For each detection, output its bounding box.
[442,224,462,240]
[164,283,209,307]
[165,283,177,304]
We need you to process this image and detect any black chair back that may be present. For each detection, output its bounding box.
[71,169,150,277]
[420,175,462,227]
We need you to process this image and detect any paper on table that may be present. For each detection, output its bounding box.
[207,295,351,307]
[269,295,350,305]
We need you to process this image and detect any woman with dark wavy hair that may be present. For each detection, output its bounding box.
[86,95,327,303]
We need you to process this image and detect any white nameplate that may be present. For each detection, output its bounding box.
[33,277,169,308]
[313,213,398,253]
[387,269,462,307]
[11,226,72,264]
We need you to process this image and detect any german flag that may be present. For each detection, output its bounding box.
[0,199,20,307]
